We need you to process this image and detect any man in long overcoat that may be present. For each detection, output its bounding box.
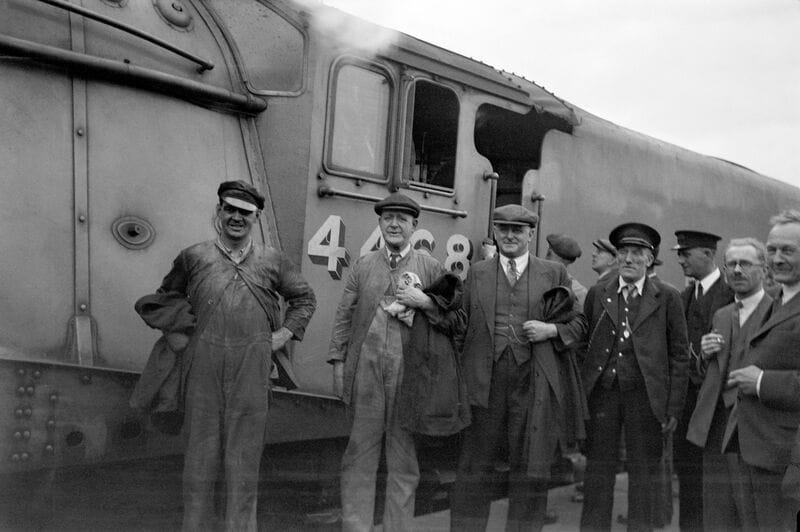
[450,204,587,531]
[580,222,689,531]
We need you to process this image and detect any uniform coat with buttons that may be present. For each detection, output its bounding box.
[580,274,689,530]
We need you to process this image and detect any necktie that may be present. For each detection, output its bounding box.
[735,300,744,327]
[507,258,518,285]
[622,284,635,302]
[389,253,400,269]
[695,281,704,300]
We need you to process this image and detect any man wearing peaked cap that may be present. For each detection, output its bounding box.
[373,191,421,218]
[135,180,315,530]
[218,179,266,211]
[670,229,734,532]
[591,238,618,283]
[545,233,588,309]
[451,204,587,531]
[330,191,463,531]
[580,222,689,531]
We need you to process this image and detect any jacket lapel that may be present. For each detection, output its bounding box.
[632,278,660,331]
[716,305,736,379]
[599,278,621,329]
[750,290,800,342]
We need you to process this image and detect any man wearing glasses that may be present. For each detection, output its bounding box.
[450,204,587,531]
[671,230,734,532]
[687,237,772,529]
[580,223,689,531]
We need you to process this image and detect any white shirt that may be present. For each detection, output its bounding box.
[499,253,529,278]
[617,275,646,298]
[695,268,721,298]
[782,283,800,305]
[736,288,765,327]
[386,244,412,260]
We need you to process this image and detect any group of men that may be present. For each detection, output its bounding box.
[136,181,800,532]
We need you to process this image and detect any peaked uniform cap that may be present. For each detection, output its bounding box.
[218,180,265,211]
[546,233,582,260]
[374,192,421,217]
[672,230,722,251]
[493,204,538,226]
[609,222,660,251]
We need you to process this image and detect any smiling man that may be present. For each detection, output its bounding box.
[580,222,689,531]
[450,204,587,531]
[136,180,316,531]
[710,210,800,531]
[328,192,464,532]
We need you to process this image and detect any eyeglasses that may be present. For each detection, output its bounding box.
[723,260,761,271]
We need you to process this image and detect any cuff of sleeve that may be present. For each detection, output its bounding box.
[282,320,305,341]
[756,369,764,398]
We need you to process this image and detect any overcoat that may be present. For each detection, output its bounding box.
[734,293,800,473]
[686,294,773,448]
[582,276,689,423]
[458,254,587,480]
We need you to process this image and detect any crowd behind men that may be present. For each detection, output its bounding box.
[135,182,800,531]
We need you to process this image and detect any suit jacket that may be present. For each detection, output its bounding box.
[682,275,735,383]
[457,254,587,479]
[582,276,689,422]
[686,294,773,448]
[736,292,800,472]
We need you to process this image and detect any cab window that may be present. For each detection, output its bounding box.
[325,62,393,181]
[403,80,459,191]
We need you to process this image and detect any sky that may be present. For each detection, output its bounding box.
[321,0,800,188]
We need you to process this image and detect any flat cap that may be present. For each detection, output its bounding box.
[672,230,722,251]
[609,222,660,251]
[218,180,265,211]
[592,238,617,255]
[374,192,420,217]
[493,204,538,227]
[546,233,582,260]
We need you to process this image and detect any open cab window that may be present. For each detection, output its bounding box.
[402,80,459,193]
[324,60,394,183]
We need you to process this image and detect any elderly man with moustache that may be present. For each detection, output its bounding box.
[329,192,463,532]
[450,204,587,531]
[136,180,317,531]
[580,223,689,531]
[671,230,734,531]
[710,211,800,531]
[686,238,772,530]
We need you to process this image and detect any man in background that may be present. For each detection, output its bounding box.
[671,230,734,531]
[545,233,589,308]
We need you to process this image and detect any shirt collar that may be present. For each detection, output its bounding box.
[386,244,411,259]
[215,236,253,264]
[618,275,646,297]
[698,268,721,294]
[499,253,529,276]
[782,282,800,305]
[736,288,765,313]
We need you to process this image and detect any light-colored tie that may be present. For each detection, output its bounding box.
[507,258,519,285]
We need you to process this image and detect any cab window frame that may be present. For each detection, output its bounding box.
[399,76,460,198]
[323,56,397,184]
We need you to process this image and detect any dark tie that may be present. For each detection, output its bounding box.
[734,300,743,326]
[507,258,518,285]
[389,253,400,269]
[695,281,704,300]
